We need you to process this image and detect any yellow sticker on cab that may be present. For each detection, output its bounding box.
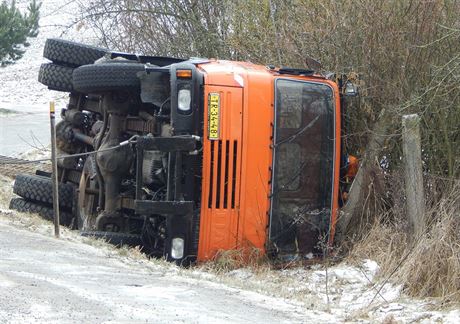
[208,93,220,140]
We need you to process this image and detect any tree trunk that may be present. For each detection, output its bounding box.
[335,109,392,243]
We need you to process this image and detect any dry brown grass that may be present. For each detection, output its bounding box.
[200,247,270,273]
[347,217,402,269]
[349,180,460,303]
[398,198,460,301]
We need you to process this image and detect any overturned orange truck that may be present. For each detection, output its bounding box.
[23,39,358,265]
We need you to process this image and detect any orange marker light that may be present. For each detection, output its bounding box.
[176,69,192,78]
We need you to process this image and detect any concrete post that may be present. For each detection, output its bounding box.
[402,114,425,239]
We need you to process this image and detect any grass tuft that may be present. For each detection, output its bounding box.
[201,247,270,273]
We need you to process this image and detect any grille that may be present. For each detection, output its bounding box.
[208,140,238,209]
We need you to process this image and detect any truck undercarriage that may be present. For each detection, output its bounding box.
[67,60,204,264]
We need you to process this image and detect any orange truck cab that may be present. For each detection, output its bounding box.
[137,59,344,263]
[194,61,341,261]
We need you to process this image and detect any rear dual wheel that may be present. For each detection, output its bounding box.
[9,198,73,226]
[43,38,108,67]
[39,39,146,95]
[40,62,145,94]
[13,174,75,209]
[39,38,109,93]
[10,173,75,226]
[38,63,74,92]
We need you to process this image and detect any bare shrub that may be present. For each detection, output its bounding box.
[349,179,460,302]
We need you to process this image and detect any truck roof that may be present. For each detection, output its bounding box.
[196,59,327,87]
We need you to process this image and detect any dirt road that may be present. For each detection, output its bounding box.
[0,219,315,324]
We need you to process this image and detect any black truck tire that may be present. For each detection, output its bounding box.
[38,63,74,92]
[43,38,108,67]
[13,174,75,209]
[80,231,143,247]
[72,63,145,94]
[9,198,73,226]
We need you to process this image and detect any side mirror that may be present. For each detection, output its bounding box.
[344,80,359,97]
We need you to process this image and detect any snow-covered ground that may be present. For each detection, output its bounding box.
[0,0,99,107]
[0,216,310,323]
[0,174,459,323]
[0,0,99,156]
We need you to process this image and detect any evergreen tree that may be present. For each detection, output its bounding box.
[0,0,41,66]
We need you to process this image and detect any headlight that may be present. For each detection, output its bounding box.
[178,89,191,112]
[171,237,185,259]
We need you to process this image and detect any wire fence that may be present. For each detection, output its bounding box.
[0,136,139,181]
[0,136,137,165]
[0,155,51,178]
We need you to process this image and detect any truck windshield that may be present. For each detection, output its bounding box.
[270,79,335,258]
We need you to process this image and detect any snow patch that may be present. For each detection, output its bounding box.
[0,274,16,288]
[0,0,99,108]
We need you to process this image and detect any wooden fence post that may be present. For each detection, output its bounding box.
[402,114,425,240]
[50,101,60,238]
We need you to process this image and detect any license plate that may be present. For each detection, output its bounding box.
[208,93,220,140]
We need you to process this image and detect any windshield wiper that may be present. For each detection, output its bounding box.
[269,159,307,198]
[274,115,319,147]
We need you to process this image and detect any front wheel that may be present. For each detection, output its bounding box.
[72,62,145,94]
[77,157,99,230]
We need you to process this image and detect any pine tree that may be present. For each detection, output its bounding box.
[0,0,41,66]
